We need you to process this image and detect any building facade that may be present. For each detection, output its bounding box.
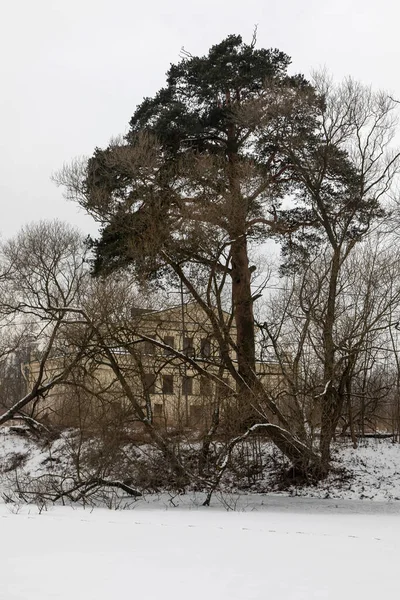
[27,302,281,430]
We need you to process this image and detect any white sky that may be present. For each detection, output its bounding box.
[1,0,399,238]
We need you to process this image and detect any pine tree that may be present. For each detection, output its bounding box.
[60,35,396,478]
[82,35,316,398]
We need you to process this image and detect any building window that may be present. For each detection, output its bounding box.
[217,377,230,398]
[183,337,195,357]
[153,403,163,418]
[200,338,212,358]
[144,373,156,394]
[162,375,174,395]
[182,376,193,396]
[144,338,156,355]
[200,376,212,396]
[190,404,204,426]
[164,336,175,355]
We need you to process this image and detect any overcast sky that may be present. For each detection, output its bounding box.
[1,0,399,239]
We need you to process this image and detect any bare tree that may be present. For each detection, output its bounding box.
[265,75,400,472]
[261,231,400,457]
[0,221,91,427]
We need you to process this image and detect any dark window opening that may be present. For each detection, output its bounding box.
[182,376,193,396]
[217,377,230,398]
[164,336,175,355]
[162,375,174,395]
[200,338,212,358]
[144,338,156,355]
[190,404,204,426]
[183,337,195,357]
[144,373,156,394]
[153,403,163,417]
[200,376,212,396]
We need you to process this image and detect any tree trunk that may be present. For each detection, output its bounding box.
[319,250,340,471]
[346,379,358,449]
[227,126,258,428]
[231,235,256,383]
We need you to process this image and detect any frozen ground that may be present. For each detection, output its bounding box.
[1,428,400,598]
[285,438,400,500]
[1,500,400,599]
[2,427,400,501]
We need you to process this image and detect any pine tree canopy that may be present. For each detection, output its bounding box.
[72,34,387,279]
[82,34,321,277]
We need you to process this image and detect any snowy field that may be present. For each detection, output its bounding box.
[2,500,400,599]
[2,428,400,598]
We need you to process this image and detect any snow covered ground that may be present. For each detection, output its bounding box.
[285,438,400,500]
[2,426,400,501]
[1,500,400,599]
[1,428,400,598]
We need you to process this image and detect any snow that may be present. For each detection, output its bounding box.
[4,427,400,501]
[2,429,400,598]
[1,501,400,599]
[286,439,400,500]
